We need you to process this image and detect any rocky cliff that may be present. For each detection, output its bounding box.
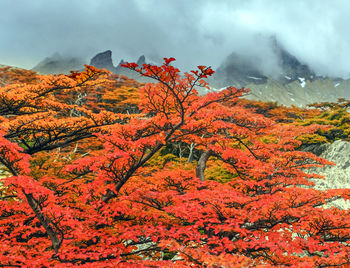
[115,55,154,83]
[89,50,115,72]
[303,140,350,209]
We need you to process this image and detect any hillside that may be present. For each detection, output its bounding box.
[243,77,350,106]
[1,59,350,266]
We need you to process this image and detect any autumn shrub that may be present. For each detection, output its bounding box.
[0,60,349,267]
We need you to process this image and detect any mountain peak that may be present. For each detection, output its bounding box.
[89,50,115,72]
[270,36,315,83]
[136,55,146,65]
[32,53,84,74]
[212,36,316,88]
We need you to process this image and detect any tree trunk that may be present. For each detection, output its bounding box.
[196,149,211,182]
[187,142,196,163]
[24,192,62,253]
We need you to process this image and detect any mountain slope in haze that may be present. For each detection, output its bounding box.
[31,40,350,107]
[211,53,268,88]
[32,53,85,74]
[211,37,315,89]
[210,37,349,107]
[271,36,315,84]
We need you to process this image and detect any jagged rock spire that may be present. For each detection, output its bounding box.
[89,50,115,72]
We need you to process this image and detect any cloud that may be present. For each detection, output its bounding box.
[1,0,350,78]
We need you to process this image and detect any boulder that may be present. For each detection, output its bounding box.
[304,140,350,209]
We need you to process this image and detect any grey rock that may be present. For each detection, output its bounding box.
[115,55,154,83]
[304,140,350,209]
[89,50,115,72]
[136,55,146,66]
[301,143,330,156]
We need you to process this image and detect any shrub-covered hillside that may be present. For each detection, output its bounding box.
[1,60,350,267]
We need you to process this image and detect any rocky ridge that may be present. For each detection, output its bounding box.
[31,39,350,107]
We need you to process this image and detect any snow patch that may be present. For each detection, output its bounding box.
[298,77,306,88]
[285,76,291,80]
[247,76,263,80]
[208,86,226,92]
[334,83,340,87]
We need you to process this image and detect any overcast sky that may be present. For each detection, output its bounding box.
[1,0,350,78]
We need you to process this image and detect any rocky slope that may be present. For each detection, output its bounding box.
[243,77,350,107]
[271,36,315,84]
[303,140,350,209]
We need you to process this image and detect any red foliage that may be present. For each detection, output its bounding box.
[0,59,349,267]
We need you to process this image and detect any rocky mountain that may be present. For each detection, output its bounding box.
[32,42,350,107]
[89,50,115,72]
[32,53,85,74]
[114,55,153,82]
[271,36,315,84]
[209,37,350,107]
[87,50,150,76]
[88,51,153,82]
[211,53,268,88]
[32,50,153,81]
[211,37,315,89]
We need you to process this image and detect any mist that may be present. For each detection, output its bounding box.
[1,0,350,78]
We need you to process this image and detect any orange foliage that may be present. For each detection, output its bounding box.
[0,66,38,86]
[0,59,349,267]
